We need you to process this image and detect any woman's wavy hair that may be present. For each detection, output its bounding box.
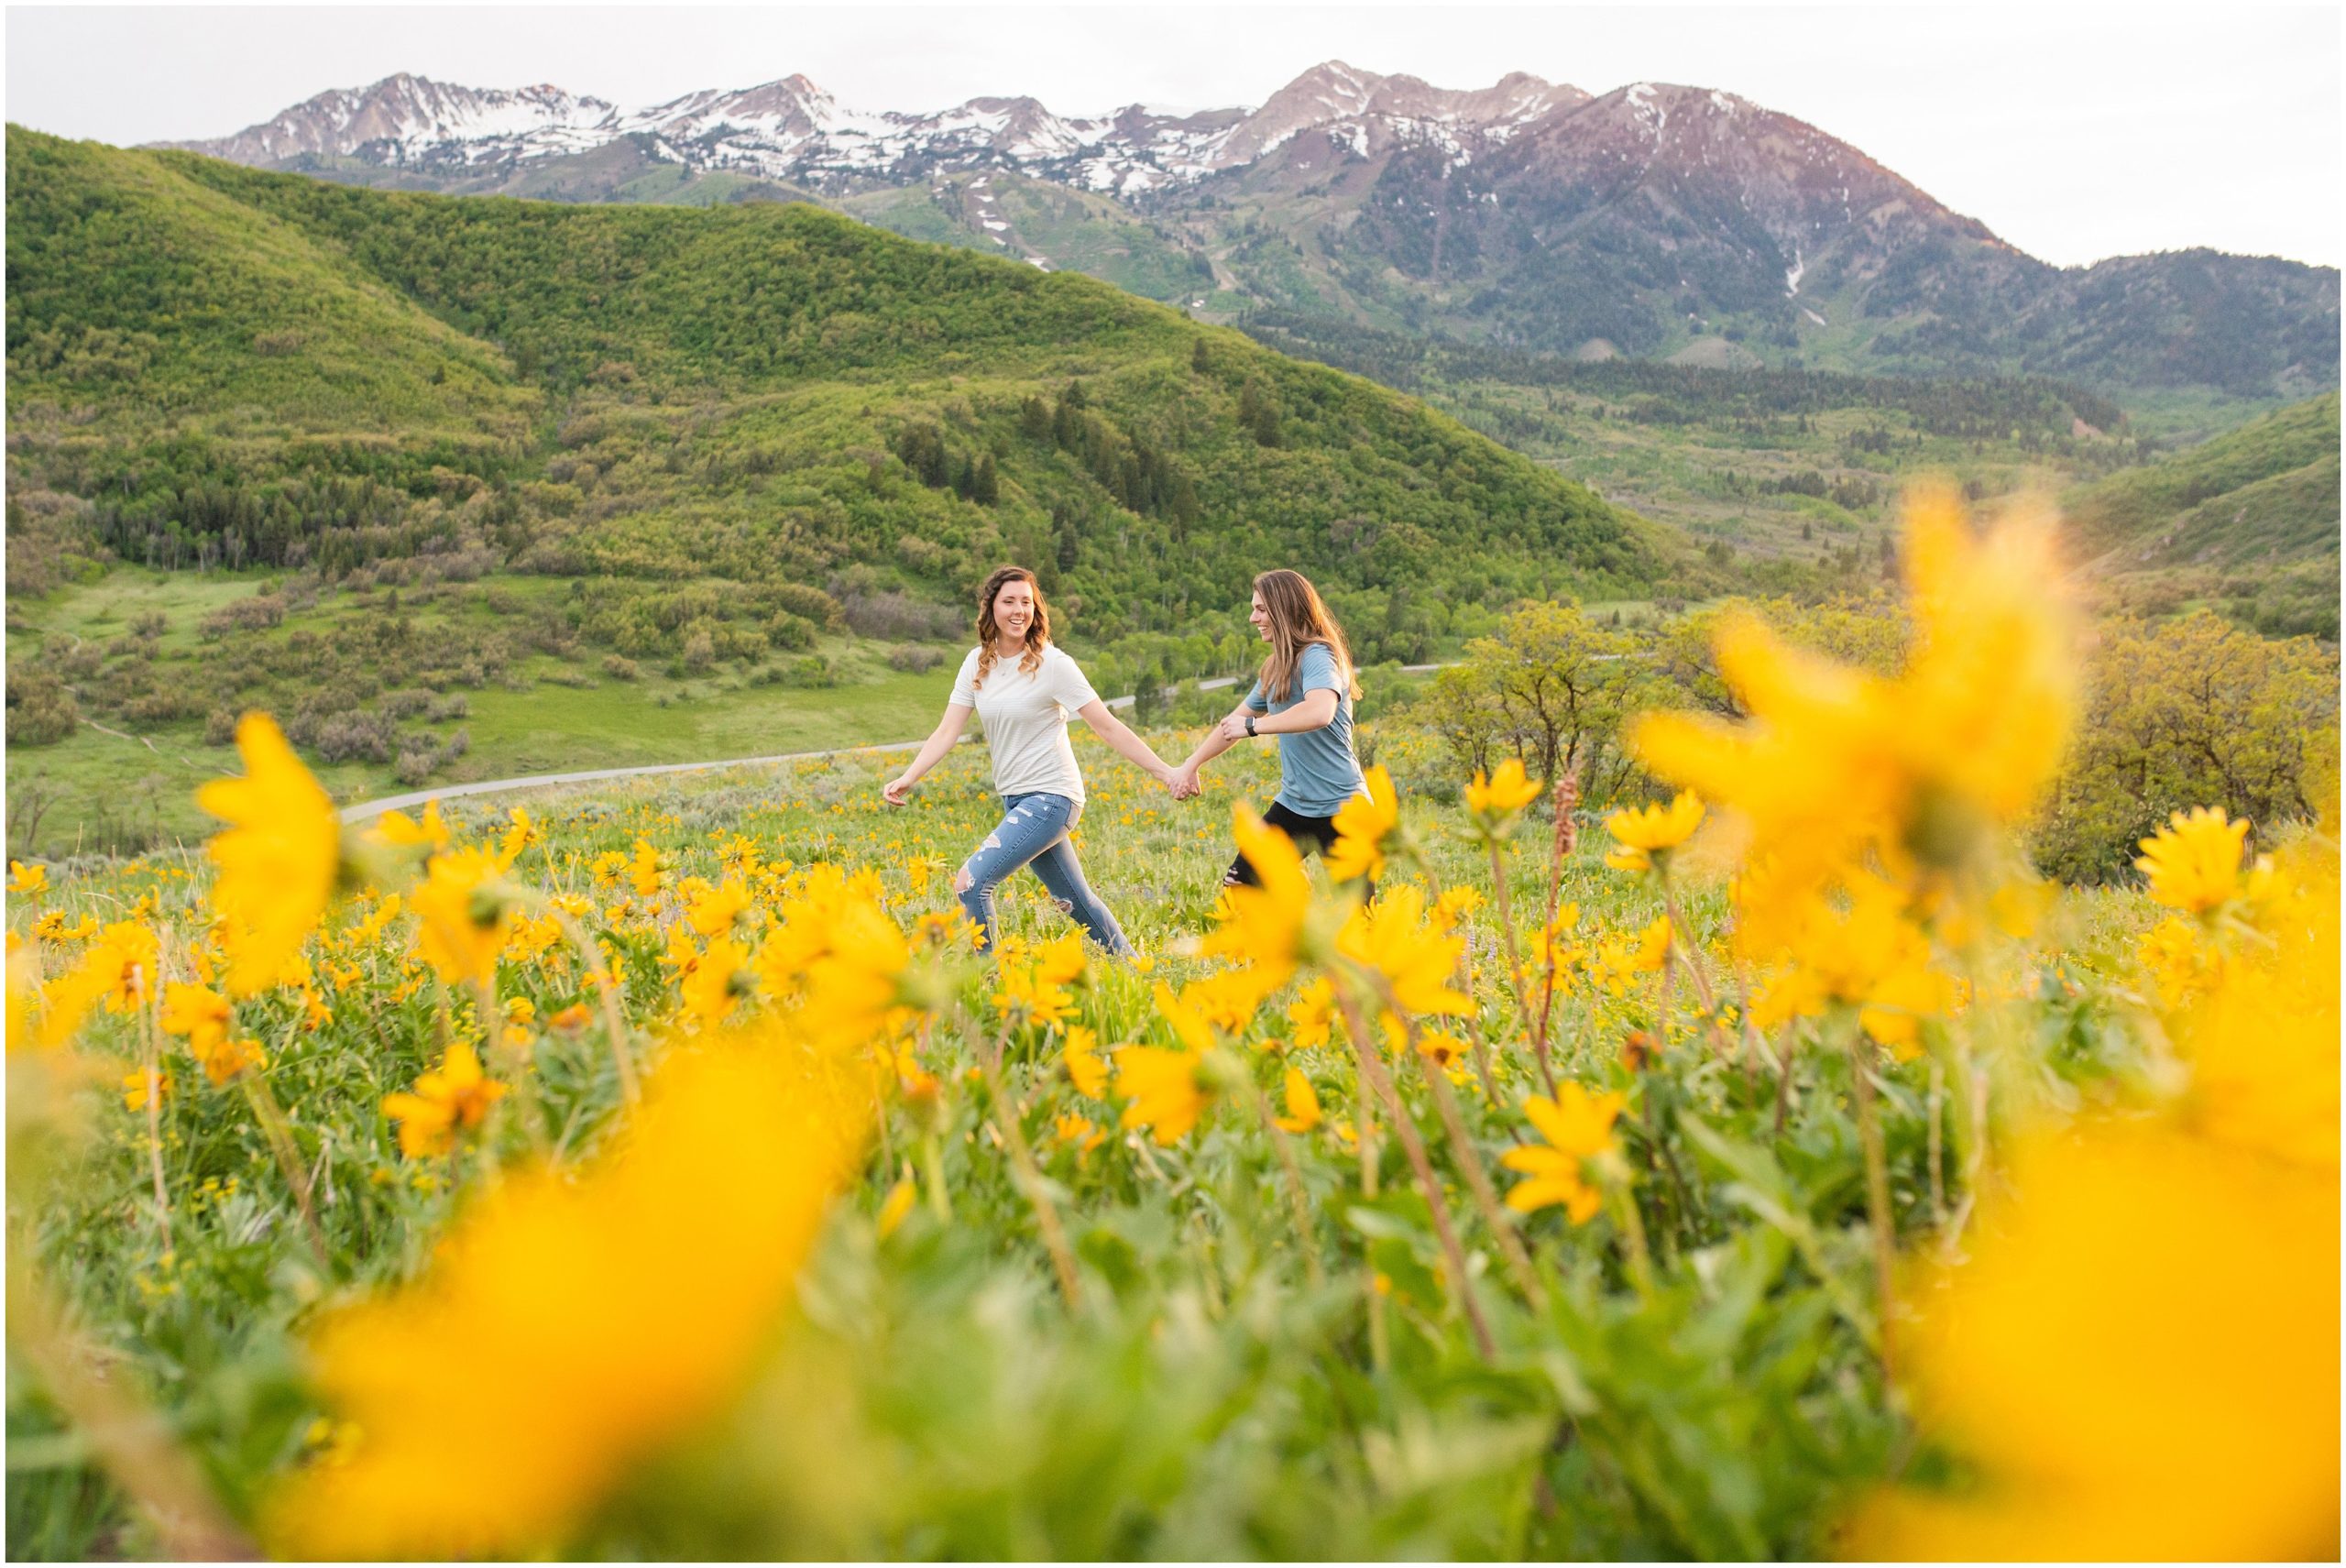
[1254,568,1359,705]
[972,565,1052,691]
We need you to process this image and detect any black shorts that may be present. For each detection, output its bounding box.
[1224,800,1344,887]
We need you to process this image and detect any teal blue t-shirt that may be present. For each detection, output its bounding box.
[1245,642,1367,817]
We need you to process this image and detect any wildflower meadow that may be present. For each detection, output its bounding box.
[5,491,2337,1560]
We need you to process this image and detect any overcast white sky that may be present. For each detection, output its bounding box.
[5,4,2340,268]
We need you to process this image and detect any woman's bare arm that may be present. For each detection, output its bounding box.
[882,704,973,804]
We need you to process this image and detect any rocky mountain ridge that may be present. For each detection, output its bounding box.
[148,60,2339,400]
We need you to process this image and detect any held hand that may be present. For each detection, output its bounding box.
[1215,714,1253,745]
[1177,767,1203,801]
[882,774,915,806]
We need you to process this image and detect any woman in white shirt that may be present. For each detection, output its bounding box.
[883,565,1176,956]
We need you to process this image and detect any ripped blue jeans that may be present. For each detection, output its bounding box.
[954,792,1135,957]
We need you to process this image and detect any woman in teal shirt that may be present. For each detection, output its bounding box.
[1174,568,1370,887]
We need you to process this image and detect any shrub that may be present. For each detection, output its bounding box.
[888,644,946,674]
[5,666,80,745]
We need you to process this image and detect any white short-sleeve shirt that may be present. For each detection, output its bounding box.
[949,643,1101,804]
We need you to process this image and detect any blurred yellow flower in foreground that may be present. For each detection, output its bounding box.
[1202,806,1314,997]
[2172,831,2339,1171]
[1326,766,1400,884]
[269,1028,868,1559]
[7,860,47,896]
[1503,1083,1627,1223]
[1633,488,2074,897]
[1062,1025,1109,1100]
[1846,1126,2339,1561]
[2134,806,2268,916]
[1336,884,1468,1019]
[410,850,516,989]
[1852,828,2340,1561]
[198,714,342,998]
[1117,983,1213,1146]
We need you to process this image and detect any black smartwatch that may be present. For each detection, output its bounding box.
[1244,714,1258,738]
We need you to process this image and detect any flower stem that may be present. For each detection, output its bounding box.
[1485,839,1556,1099]
[1246,1075,1326,1288]
[1332,981,1496,1360]
[1849,1038,1899,1381]
[539,903,638,1106]
[1418,1042,1546,1310]
[981,1057,1083,1310]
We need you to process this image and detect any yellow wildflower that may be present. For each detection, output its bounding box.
[1063,1025,1109,1099]
[992,961,1075,1028]
[2134,806,2268,916]
[1273,1066,1322,1134]
[2136,916,2219,1012]
[1846,1125,2337,1560]
[1604,791,1705,874]
[1431,884,1485,931]
[121,1067,171,1111]
[1286,976,1337,1049]
[1117,982,1214,1146]
[1116,1044,1208,1146]
[1337,884,1469,1018]
[1326,765,1400,884]
[496,807,540,869]
[190,1035,267,1088]
[1633,487,2074,895]
[369,799,450,853]
[1502,1083,1627,1223]
[411,849,516,988]
[7,860,48,896]
[382,1041,506,1159]
[1201,805,1316,1000]
[198,713,343,998]
[2171,832,2339,1170]
[268,1026,869,1559]
[1033,930,1088,988]
[684,879,753,939]
[876,1175,917,1239]
[679,936,753,1027]
[1053,1113,1106,1157]
[629,838,663,899]
[159,981,233,1053]
[1464,757,1543,835]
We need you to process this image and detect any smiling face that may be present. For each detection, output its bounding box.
[1249,591,1271,641]
[992,576,1036,647]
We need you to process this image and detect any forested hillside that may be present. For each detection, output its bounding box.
[7,129,1660,628]
[2066,392,2341,637]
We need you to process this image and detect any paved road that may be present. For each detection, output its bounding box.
[336,663,1453,823]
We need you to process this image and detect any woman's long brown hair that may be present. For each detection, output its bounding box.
[1254,568,1359,705]
[972,565,1051,691]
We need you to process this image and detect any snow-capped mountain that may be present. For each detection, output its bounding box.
[150,60,2338,398]
[177,74,619,166]
[159,61,1584,195]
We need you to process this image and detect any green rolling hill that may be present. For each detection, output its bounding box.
[5,127,1670,854]
[2067,392,2340,637]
